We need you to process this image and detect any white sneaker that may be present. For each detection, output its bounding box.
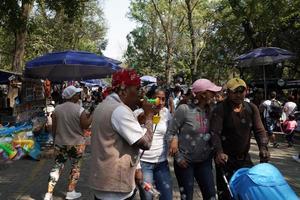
[292,155,300,163]
[44,193,53,200]
[66,191,82,199]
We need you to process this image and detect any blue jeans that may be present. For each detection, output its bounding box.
[174,158,216,200]
[139,160,172,200]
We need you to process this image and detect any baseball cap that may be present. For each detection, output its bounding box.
[192,79,222,93]
[112,69,141,88]
[62,86,82,99]
[226,78,247,91]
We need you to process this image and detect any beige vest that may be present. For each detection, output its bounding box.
[54,102,85,145]
[89,94,139,193]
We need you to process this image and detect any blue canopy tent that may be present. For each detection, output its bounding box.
[25,51,121,81]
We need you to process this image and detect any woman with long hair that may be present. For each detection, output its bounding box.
[135,87,173,200]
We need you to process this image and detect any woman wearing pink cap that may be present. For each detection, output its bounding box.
[167,79,222,200]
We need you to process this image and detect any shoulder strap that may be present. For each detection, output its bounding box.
[244,102,256,131]
[243,101,253,116]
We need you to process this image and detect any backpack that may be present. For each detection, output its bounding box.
[269,100,282,119]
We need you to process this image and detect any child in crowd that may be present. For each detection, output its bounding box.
[282,115,298,147]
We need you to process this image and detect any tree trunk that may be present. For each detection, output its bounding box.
[165,45,172,83]
[151,0,174,83]
[228,0,258,49]
[242,19,258,49]
[13,31,27,72]
[12,1,33,72]
[185,0,198,82]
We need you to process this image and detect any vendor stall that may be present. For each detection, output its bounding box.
[0,71,48,162]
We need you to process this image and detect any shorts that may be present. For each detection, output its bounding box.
[265,117,276,136]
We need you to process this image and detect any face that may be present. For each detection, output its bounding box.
[71,92,81,103]
[124,85,142,109]
[195,90,216,105]
[228,86,246,104]
[154,90,166,110]
[215,92,224,103]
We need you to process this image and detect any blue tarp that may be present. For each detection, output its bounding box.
[230,163,298,200]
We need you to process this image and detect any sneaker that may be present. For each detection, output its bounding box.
[292,155,300,163]
[44,193,53,200]
[273,143,280,148]
[66,191,82,199]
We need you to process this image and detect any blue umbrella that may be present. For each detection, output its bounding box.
[234,47,296,67]
[234,47,296,98]
[25,51,121,81]
[80,79,108,87]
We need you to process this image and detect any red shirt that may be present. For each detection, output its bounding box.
[283,120,297,133]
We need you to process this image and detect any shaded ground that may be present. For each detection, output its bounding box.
[0,136,299,200]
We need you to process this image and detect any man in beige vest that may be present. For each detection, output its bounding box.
[44,86,92,200]
[89,69,155,200]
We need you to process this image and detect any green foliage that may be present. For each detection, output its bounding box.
[125,0,300,84]
[0,0,107,70]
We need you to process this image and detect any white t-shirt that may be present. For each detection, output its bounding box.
[283,101,297,116]
[262,100,271,118]
[111,105,146,145]
[262,99,282,119]
[94,93,145,200]
[134,107,172,163]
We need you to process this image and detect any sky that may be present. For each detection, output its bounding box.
[102,0,136,61]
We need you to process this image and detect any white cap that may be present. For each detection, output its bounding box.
[62,86,82,99]
[43,105,55,113]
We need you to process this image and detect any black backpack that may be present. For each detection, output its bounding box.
[269,100,282,119]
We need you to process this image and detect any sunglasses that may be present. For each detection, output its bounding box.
[232,87,246,94]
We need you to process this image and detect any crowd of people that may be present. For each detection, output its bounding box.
[42,69,299,200]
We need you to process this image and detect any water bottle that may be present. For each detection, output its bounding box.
[142,182,160,199]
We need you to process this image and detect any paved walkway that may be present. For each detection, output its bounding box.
[0,137,299,200]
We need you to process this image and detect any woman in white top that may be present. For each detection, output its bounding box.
[135,87,172,200]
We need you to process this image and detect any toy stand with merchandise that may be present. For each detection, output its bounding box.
[0,78,51,162]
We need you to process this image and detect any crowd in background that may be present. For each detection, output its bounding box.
[43,70,299,200]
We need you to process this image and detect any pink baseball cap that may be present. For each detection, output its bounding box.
[192,79,222,93]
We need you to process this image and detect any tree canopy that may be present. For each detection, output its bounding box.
[125,0,300,84]
[0,0,107,72]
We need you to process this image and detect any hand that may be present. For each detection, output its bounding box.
[135,169,143,185]
[168,138,179,156]
[259,149,270,163]
[177,159,189,168]
[215,152,228,165]
[142,100,155,117]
